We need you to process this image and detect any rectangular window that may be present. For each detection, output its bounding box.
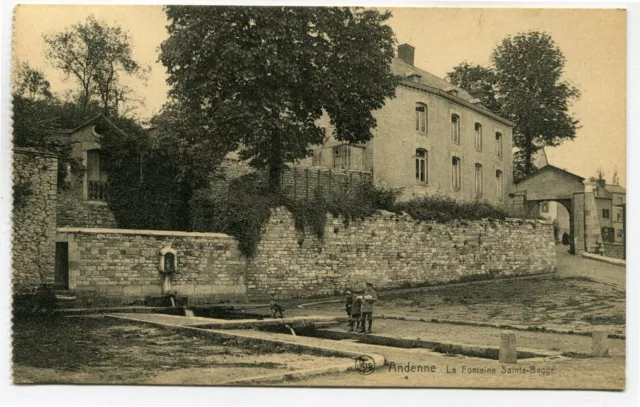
[495,133,503,158]
[601,227,615,243]
[617,229,623,238]
[415,104,427,133]
[86,149,107,201]
[617,197,623,204]
[475,164,483,195]
[475,123,482,151]
[602,209,610,219]
[415,149,428,183]
[540,201,549,213]
[617,209,623,222]
[451,114,460,144]
[496,170,503,200]
[332,144,364,171]
[452,157,461,190]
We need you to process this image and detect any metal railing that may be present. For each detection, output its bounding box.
[88,180,108,201]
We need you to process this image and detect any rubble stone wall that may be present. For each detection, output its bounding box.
[247,207,557,299]
[12,149,59,293]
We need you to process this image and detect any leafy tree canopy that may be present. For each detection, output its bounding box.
[159,6,398,191]
[43,15,148,116]
[447,31,580,179]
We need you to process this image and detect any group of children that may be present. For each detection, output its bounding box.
[344,282,378,334]
[268,283,378,335]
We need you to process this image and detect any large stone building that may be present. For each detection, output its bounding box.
[300,43,515,204]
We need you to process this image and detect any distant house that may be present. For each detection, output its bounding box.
[592,181,626,244]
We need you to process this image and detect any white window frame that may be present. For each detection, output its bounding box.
[452,156,461,191]
[475,163,483,195]
[496,170,503,200]
[495,132,503,158]
[332,144,364,171]
[475,123,483,151]
[451,114,460,144]
[415,149,428,184]
[415,103,427,133]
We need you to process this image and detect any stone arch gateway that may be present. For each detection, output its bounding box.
[509,165,592,255]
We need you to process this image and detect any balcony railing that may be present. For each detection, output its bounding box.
[88,180,108,201]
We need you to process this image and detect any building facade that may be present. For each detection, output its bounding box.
[301,43,515,204]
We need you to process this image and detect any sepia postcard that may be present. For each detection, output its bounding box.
[7,3,627,392]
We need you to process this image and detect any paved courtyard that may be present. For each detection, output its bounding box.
[12,245,626,388]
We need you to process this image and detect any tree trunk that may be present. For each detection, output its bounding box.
[268,159,283,194]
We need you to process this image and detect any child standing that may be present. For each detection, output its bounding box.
[350,293,363,332]
[345,290,353,329]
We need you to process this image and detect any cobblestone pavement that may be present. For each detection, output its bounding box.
[555,245,625,287]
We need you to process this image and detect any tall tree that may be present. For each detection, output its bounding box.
[447,31,580,179]
[160,6,398,192]
[43,15,147,116]
[12,62,52,100]
[446,63,501,113]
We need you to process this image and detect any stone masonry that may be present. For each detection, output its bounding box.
[56,228,246,305]
[54,207,556,304]
[247,207,557,299]
[12,148,59,293]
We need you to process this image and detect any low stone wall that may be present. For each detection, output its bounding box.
[56,228,246,305]
[246,208,557,299]
[12,149,59,293]
[603,243,625,260]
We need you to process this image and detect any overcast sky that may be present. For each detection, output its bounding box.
[13,5,626,186]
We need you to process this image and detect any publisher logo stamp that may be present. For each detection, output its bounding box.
[355,355,376,375]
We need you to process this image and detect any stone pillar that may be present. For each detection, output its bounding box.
[592,331,609,357]
[572,193,585,254]
[499,332,517,364]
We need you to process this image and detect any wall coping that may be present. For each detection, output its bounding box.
[14,147,58,158]
[57,227,234,239]
[581,251,626,267]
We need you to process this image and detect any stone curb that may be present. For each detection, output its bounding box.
[218,361,356,385]
[375,315,626,340]
[581,252,626,267]
[312,328,561,360]
[105,314,385,380]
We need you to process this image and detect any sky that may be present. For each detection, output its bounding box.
[12,5,626,186]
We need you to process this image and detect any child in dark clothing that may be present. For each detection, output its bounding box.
[269,296,284,318]
[345,291,353,329]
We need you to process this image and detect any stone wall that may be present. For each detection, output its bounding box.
[246,207,557,299]
[57,185,118,228]
[54,207,557,304]
[56,228,246,305]
[12,148,59,293]
[603,243,625,260]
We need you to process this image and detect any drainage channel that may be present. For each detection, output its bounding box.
[258,323,554,361]
[155,306,269,320]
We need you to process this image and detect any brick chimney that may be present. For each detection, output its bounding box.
[398,43,415,66]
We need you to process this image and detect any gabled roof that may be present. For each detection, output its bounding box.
[604,184,626,194]
[65,113,129,138]
[515,164,585,184]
